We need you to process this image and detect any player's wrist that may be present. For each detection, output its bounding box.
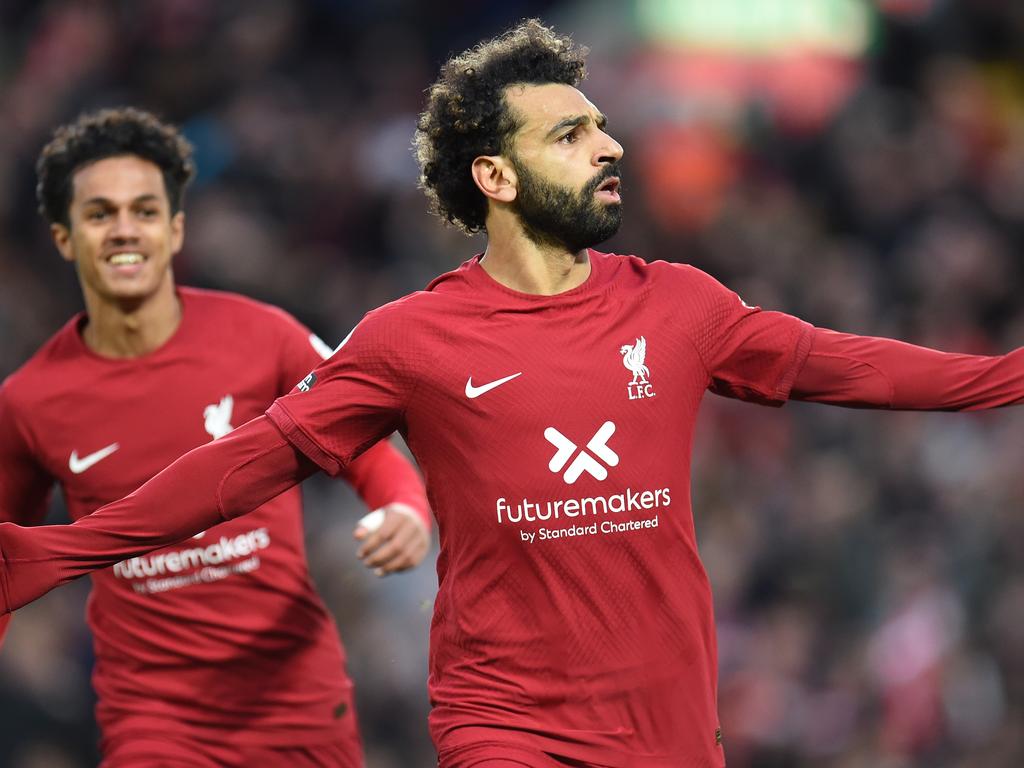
[384,499,432,531]
[386,501,431,533]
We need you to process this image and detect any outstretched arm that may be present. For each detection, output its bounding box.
[791,328,1024,409]
[0,415,315,614]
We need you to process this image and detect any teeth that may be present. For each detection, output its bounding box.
[109,253,144,266]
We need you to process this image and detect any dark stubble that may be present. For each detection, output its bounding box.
[511,157,623,253]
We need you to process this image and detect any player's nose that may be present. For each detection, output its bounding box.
[594,131,624,166]
[107,209,141,240]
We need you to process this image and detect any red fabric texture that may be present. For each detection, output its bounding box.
[792,327,1024,409]
[0,415,310,611]
[0,288,426,747]
[2,260,1021,765]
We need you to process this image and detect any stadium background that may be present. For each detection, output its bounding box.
[1,1,1023,766]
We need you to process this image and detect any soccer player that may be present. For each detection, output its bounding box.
[1,21,1022,768]
[0,108,431,767]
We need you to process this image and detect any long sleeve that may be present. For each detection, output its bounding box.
[0,384,56,644]
[267,304,430,525]
[0,386,54,527]
[0,415,316,614]
[338,439,431,529]
[791,327,1024,410]
[666,264,813,406]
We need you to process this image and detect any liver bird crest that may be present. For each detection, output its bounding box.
[203,394,235,440]
[619,337,650,384]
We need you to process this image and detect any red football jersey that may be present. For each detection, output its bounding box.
[268,251,813,767]
[0,288,421,748]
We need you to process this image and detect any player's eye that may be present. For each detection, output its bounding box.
[86,210,108,221]
[558,128,579,144]
[138,208,158,219]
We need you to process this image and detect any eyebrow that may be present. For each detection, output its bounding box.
[545,112,608,139]
[81,194,162,207]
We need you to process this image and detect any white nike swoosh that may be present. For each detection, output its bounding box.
[465,372,522,399]
[69,443,120,474]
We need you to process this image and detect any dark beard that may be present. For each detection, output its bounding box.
[511,158,622,253]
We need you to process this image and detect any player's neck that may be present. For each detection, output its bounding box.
[479,220,590,295]
[79,280,182,359]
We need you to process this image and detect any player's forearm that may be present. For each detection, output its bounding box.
[0,416,316,614]
[791,328,1024,410]
[341,439,431,529]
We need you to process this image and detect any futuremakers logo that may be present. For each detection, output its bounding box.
[495,420,670,539]
[113,528,272,595]
[544,421,619,484]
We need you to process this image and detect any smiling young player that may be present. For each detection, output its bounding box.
[0,108,430,767]
[0,25,1022,768]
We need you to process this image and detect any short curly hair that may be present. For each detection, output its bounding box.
[414,19,588,234]
[36,107,195,226]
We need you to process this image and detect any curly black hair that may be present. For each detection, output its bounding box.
[36,107,195,226]
[414,19,588,234]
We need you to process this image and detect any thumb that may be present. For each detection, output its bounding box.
[354,508,386,540]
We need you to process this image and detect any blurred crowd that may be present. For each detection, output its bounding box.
[1,1,1023,766]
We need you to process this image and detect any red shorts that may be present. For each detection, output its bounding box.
[100,726,363,768]
[438,742,611,768]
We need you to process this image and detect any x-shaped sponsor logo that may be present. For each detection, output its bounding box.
[544,421,619,484]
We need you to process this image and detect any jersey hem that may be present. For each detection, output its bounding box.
[436,725,725,768]
[100,712,351,748]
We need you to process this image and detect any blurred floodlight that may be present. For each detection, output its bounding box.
[635,0,874,57]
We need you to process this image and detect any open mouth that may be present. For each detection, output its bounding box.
[106,253,145,266]
[106,252,146,266]
[595,177,621,201]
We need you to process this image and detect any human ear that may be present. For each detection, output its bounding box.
[471,155,518,203]
[51,223,74,263]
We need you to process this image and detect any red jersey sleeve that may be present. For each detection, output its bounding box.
[271,306,430,526]
[673,266,814,406]
[266,307,413,477]
[0,384,53,527]
[0,416,314,614]
[338,440,430,528]
[792,328,1024,410]
[0,385,51,643]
